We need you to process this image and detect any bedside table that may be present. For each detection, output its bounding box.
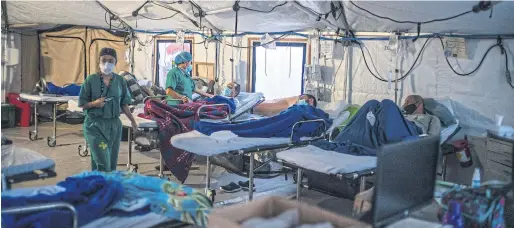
[484,130,513,183]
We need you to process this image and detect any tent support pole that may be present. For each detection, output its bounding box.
[130,32,135,74]
[2,1,9,30]
[95,1,133,31]
[215,36,220,84]
[292,2,338,30]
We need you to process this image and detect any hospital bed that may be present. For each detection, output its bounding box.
[68,92,266,177]
[170,109,351,201]
[1,176,210,228]
[276,98,462,200]
[19,93,79,147]
[1,144,56,190]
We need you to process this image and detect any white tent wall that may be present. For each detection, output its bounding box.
[1,33,22,101]
[132,32,514,131]
[333,38,514,129]
[1,30,43,99]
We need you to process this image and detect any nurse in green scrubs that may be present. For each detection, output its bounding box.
[166,51,213,104]
[78,48,138,172]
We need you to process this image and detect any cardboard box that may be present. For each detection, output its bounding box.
[208,196,371,228]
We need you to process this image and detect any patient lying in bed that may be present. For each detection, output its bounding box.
[402,95,442,136]
[312,99,422,156]
[253,94,317,116]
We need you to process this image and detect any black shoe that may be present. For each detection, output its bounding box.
[155,165,169,171]
[220,182,242,193]
[238,181,256,191]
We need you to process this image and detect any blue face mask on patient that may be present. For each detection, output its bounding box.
[296,99,308,106]
[222,87,232,97]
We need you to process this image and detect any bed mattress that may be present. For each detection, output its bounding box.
[1,145,55,177]
[277,145,377,174]
[20,93,78,103]
[170,130,291,156]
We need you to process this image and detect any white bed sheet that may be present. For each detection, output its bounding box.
[233,92,264,118]
[120,115,158,129]
[277,145,377,174]
[170,130,291,156]
[20,93,78,103]
[1,145,55,177]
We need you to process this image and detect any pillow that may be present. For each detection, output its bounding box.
[423,98,457,128]
[323,100,349,119]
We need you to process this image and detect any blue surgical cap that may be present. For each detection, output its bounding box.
[175,51,192,64]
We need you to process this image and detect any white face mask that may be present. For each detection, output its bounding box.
[100,62,115,75]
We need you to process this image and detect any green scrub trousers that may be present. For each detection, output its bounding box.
[166,67,195,105]
[78,73,132,172]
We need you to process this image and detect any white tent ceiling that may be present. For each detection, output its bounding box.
[5,1,514,34]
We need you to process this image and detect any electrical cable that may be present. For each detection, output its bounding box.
[362,43,384,79]
[139,12,179,20]
[220,34,289,49]
[104,12,124,29]
[294,1,341,17]
[5,24,63,36]
[239,1,288,13]
[349,1,473,25]
[438,36,499,76]
[359,37,431,82]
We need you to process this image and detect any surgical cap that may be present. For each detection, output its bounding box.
[100,47,117,61]
[175,51,192,64]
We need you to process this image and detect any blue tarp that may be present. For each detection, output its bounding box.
[195,105,332,141]
[46,82,81,96]
[312,99,421,156]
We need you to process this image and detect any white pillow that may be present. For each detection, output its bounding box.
[323,100,349,118]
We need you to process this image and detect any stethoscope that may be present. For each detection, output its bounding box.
[100,74,114,102]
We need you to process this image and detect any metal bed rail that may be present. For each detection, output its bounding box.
[18,97,70,147]
[202,118,328,202]
[2,202,78,228]
[277,158,376,201]
[196,103,232,122]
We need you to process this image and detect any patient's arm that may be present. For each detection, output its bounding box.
[253,96,299,116]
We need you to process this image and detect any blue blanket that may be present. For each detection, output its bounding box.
[204,96,236,114]
[195,105,332,141]
[1,175,123,228]
[72,171,212,226]
[312,99,421,156]
[46,82,81,96]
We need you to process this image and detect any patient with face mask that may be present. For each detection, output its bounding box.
[402,95,441,136]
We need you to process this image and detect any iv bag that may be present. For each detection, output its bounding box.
[303,65,322,81]
[177,31,185,45]
[260,33,276,49]
[388,33,398,51]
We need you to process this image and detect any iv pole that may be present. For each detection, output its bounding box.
[394,33,400,105]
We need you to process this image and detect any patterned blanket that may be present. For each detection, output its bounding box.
[137,99,229,183]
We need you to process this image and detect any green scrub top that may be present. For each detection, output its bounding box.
[166,67,195,100]
[78,73,132,172]
[78,73,133,118]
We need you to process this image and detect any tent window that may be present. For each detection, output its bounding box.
[251,42,306,100]
[155,40,193,87]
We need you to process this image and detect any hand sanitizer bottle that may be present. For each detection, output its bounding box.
[472,168,481,188]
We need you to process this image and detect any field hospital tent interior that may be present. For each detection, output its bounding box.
[1,0,514,227]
